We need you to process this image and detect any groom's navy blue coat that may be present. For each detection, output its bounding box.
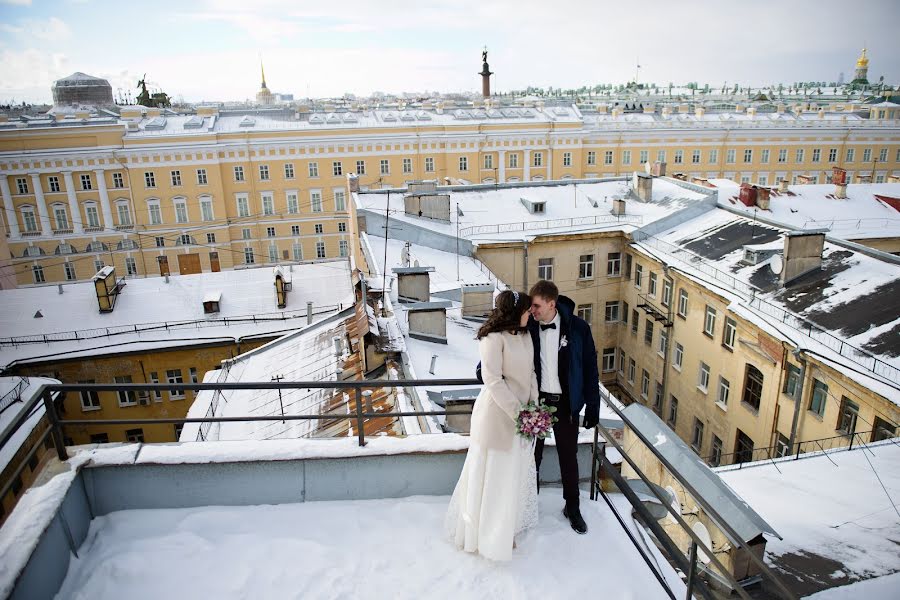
[528,295,601,425]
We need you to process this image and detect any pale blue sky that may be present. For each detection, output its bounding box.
[1,0,898,104]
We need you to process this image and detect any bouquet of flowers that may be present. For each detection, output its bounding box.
[516,400,558,440]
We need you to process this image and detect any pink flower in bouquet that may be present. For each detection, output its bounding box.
[516,400,558,440]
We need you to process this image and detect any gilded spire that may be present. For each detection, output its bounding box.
[856,47,869,68]
[260,60,268,90]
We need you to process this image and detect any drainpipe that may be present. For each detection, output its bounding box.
[787,348,808,452]
[522,240,529,291]
[658,267,674,415]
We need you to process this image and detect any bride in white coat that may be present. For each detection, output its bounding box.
[445,290,539,561]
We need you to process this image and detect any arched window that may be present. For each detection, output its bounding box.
[22,245,45,257]
[117,239,138,250]
[86,241,109,253]
[54,243,77,255]
[172,196,188,224]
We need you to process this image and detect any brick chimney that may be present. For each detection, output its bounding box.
[833,167,847,198]
[634,173,653,202]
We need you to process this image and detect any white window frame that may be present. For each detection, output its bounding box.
[173,199,188,224]
[333,188,346,211]
[717,377,730,408]
[308,162,319,178]
[674,342,684,370]
[604,301,619,322]
[425,157,435,172]
[316,241,326,259]
[310,190,323,213]
[332,161,343,177]
[147,200,162,225]
[459,156,468,171]
[723,317,737,350]
[116,201,132,226]
[166,369,185,400]
[261,193,275,216]
[704,305,716,336]
[200,196,214,222]
[537,257,553,280]
[579,254,594,279]
[197,168,208,185]
[80,173,93,190]
[698,362,710,392]
[380,159,390,175]
[287,192,299,214]
[170,170,182,187]
[236,194,250,217]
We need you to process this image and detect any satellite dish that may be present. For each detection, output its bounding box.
[770,254,783,275]
[692,522,714,564]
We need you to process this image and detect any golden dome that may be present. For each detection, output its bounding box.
[856,48,869,68]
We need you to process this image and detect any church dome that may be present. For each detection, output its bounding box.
[856,48,869,68]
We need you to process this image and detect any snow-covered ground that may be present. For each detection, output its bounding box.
[718,441,900,593]
[804,572,900,599]
[54,490,682,600]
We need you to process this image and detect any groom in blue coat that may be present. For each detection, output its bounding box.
[528,280,600,534]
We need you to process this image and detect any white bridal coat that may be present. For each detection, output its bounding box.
[445,330,540,561]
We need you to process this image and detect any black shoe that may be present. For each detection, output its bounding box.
[563,505,588,535]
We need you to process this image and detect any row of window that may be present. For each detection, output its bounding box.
[241,238,349,264]
[11,172,127,195]
[79,369,198,411]
[16,189,348,234]
[9,145,900,196]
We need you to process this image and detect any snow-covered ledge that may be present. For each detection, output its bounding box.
[0,434,598,600]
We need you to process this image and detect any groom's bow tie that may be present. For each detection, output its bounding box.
[540,323,557,331]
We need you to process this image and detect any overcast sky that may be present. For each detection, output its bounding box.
[1,0,898,104]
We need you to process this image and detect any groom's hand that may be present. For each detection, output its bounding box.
[582,414,599,429]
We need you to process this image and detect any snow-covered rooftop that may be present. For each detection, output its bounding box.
[718,440,900,596]
[357,179,711,244]
[0,261,355,368]
[714,180,900,241]
[183,302,396,442]
[635,208,900,401]
[120,105,582,137]
[50,491,681,599]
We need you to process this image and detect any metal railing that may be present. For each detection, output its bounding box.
[0,376,29,414]
[706,430,877,468]
[636,236,900,383]
[592,387,800,600]
[0,304,344,347]
[459,213,643,238]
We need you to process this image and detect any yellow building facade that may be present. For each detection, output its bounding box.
[1,104,898,286]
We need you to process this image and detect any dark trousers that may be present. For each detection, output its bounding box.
[535,393,580,508]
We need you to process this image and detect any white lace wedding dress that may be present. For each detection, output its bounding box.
[444,331,540,561]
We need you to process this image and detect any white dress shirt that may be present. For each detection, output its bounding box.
[538,311,563,394]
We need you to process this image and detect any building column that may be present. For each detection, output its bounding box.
[0,177,20,239]
[524,149,531,181]
[498,150,506,183]
[546,145,553,180]
[29,173,51,236]
[61,171,84,234]
[94,169,114,229]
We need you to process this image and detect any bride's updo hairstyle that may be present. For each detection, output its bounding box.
[476,290,531,339]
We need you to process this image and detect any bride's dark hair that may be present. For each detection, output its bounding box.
[476,290,532,339]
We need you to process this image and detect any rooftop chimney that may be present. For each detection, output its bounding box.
[633,173,653,202]
[611,198,627,216]
[392,266,434,303]
[406,301,450,344]
[348,173,359,192]
[756,187,771,210]
[92,266,124,313]
[779,179,790,193]
[739,183,758,207]
[833,167,848,199]
[695,106,705,118]
[782,231,826,286]
[650,161,667,177]
[461,283,494,319]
